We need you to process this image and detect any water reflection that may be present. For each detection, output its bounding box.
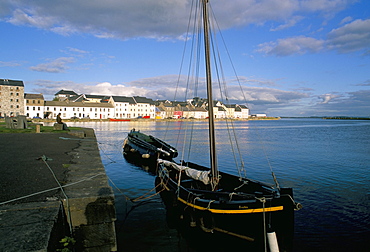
[65,119,370,252]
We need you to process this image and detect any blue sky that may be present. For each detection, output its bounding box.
[1,0,369,117]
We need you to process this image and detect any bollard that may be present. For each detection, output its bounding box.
[35,124,41,133]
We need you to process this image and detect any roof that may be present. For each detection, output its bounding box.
[111,96,135,104]
[55,90,78,96]
[85,94,106,99]
[133,96,155,105]
[0,79,24,87]
[224,104,237,108]
[24,93,44,99]
[45,101,114,108]
[67,95,87,102]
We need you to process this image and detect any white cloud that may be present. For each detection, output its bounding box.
[327,19,370,53]
[340,16,353,25]
[67,47,89,54]
[300,0,355,12]
[303,90,370,117]
[354,79,370,87]
[257,18,370,56]
[318,93,340,104]
[0,0,357,40]
[0,61,22,67]
[270,16,304,31]
[256,36,324,56]
[30,57,75,73]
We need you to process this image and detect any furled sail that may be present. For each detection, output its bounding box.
[158,159,211,185]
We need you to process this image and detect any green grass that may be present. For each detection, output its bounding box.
[0,122,82,133]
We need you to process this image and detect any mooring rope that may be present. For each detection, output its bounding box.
[0,172,106,206]
[256,197,268,252]
[131,183,164,202]
[40,155,73,235]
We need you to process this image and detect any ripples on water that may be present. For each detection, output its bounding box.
[67,118,370,251]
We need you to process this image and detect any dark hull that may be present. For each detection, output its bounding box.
[123,130,178,163]
[156,161,300,251]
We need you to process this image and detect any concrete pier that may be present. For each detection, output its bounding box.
[0,129,117,251]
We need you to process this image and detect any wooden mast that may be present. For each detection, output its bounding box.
[202,0,219,189]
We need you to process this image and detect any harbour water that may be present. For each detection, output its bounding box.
[67,118,370,251]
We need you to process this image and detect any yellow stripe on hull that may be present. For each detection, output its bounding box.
[178,197,284,214]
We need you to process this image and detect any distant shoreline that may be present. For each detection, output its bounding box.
[24,117,280,123]
[281,116,370,120]
[323,117,370,120]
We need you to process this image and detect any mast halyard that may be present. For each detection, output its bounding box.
[202,0,219,189]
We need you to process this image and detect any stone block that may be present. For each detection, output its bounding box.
[68,130,86,138]
[16,115,28,129]
[54,123,64,130]
[35,123,42,133]
[0,201,68,252]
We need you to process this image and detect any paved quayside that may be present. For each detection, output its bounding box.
[0,129,117,251]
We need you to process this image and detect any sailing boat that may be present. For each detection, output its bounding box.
[155,0,302,251]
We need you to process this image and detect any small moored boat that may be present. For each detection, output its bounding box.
[123,128,178,162]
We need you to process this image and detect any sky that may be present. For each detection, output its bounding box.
[1,0,369,117]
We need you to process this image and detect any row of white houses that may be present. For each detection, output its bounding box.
[24,90,250,120]
[25,91,250,120]
[25,92,156,120]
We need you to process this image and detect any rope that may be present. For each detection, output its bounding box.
[228,192,237,201]
[96,141,121,166]
[106,176,131,202]
[257,197,268,252]
[40,155,73,235]
[206,199,215,209]
[213,227,255,242]
[233,180,248,191]
[131,183,163,202]
[176,168,183,198]
[0,173,106,206]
